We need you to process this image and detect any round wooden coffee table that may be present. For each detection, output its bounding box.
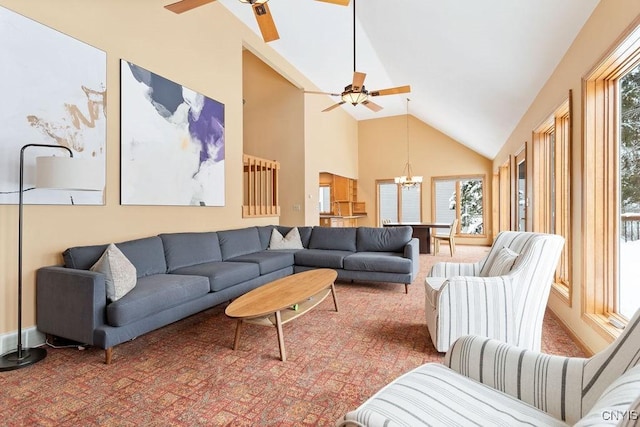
[225,269,339,361]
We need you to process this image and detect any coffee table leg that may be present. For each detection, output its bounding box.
[275,310,286,362]
[233,319,243,350]
[330,282,339,312]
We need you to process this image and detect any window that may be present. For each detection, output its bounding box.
[583,21,640,333]
[376,180,421,225]
[532,94,572,304]
[318,186,330,213]
[432,176,485,235]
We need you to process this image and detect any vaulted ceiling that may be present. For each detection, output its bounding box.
[217,0,599,158]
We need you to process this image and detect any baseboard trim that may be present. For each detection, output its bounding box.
[547,308,594,357]
[0,327,46,355]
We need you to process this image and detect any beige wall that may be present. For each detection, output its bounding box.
[0,1,357,335]
[242,50,305,226]
[304,94,359,225]
[358,115,493,245]
[494,0,640,353]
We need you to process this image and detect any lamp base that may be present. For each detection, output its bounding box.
[0,347,47,371]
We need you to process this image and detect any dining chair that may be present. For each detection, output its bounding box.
[432,218,458,256]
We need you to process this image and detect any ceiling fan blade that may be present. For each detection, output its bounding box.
[164,0,216,14]
[352,72,366,92]
[369,85,411,97]
[305,90,341,97]
[322,101,346,112]
[315,0,350,6]
[253,3,280,43]
[362,100,383,112]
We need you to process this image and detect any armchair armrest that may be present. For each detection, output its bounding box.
[36,266,108,346]
[403,238,420,277]
[445,335,587,424]
[429,260,483,277]
[431,275,516,345]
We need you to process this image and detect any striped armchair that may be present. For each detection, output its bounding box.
[425,231,565,352]
[337,309,640,427]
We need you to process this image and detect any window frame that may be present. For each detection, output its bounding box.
[431,174,487,237]
[532,93,573,306]
[375,179,423,226]
[582,19,640,337]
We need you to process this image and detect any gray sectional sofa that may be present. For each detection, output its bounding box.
[36,225,418,363]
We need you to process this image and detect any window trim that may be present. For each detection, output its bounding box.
[582,18,640,338]
[532,92,573,307]
[431,174,487,238]
[375,179,423,226]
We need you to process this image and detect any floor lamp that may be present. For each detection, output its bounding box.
[0,143,103,371]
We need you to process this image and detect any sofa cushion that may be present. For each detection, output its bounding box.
[294,249,353,269]
[90,244,137,302]
[64,236,167,278]
[217,227,262,260]
[356,226,412,252]
[268,227,304,250]
[159,232,222,271]
[228,250,295,275]
[106,273,210,327]
[343,252,412,274]
[172,261,260,292]
[308,227,356,252]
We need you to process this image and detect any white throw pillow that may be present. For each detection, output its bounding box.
[486,246,519,277]
[90,243,137,302]
[268,227,304,250]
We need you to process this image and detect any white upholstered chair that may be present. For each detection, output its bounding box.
[337,308,640,427]
[425,231,565,352]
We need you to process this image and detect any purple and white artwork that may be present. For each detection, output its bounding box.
[0,6,106,205]
[120,60,225,206]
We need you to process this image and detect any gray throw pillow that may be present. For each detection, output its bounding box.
[90,243,137,302]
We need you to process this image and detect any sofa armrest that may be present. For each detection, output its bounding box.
[445,335,587,424]
[403,238,419,277]
[429,260,482,277]
[36,266,108,345]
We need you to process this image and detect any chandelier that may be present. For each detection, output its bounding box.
[394,98,423,188]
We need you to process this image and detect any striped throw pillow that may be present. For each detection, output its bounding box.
[486,246,518,277]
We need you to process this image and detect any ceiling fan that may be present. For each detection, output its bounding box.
[164,0,350,43]
[306,0,410,112]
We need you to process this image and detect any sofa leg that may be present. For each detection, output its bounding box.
[405,284,409,294]
[105,347,113,365]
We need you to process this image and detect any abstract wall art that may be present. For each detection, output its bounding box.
[120,60,225,206]
[0,6,107,205]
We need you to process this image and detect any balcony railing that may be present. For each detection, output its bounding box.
[622,213,640,242]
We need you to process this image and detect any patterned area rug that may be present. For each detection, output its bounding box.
[0,246,585,426]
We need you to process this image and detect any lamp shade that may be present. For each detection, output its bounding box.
[36,156,104,191]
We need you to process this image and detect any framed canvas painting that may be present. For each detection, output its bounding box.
[0,6,106,205]
[120,60,225,206]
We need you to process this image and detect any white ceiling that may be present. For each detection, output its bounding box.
[216,0,599,158]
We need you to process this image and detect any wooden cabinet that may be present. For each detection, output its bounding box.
[332,175,351,202]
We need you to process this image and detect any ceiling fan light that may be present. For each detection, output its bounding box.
[238,0,269,4]
[341,90,368,105]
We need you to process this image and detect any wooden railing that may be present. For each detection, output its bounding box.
[622,213,640,242]
[242,154,280,218]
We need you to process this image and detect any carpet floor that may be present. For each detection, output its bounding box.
[0,246,586,426]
